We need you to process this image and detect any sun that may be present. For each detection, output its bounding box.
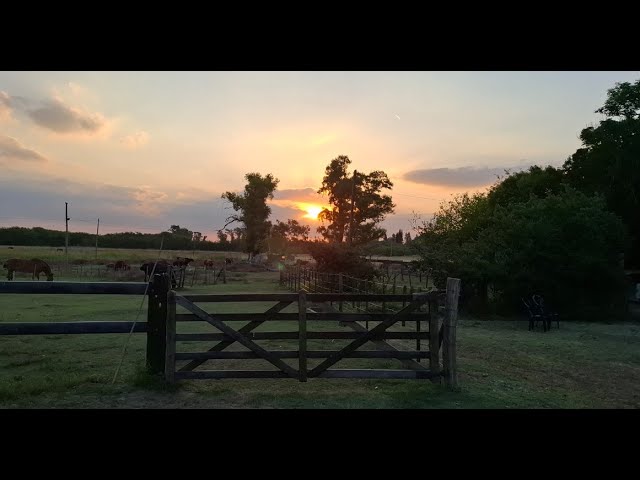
[302,205,324,220]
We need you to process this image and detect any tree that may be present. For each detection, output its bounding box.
[270,219,310,254]
[168,225,193,238]
[487,165,566,210]
[395,229,404,244]
[404,232,412,245]
[414,187,627,318]
[317,155,394,244]
[412,192,492,309]
[216,229,228,244]
[563,79,640,267]
[307,242,378,279]
[222,173,279,258]
[473,188,626,318]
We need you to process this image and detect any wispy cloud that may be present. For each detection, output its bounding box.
[120,131,150,148]
[0,91,12,121]
[274,188,319,201]
[129,186,169,216]
[0,135,47,163]
[402,165,530,187]
[1,91,108,135]
[26,97,106,134]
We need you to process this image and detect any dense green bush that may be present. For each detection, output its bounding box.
[306,242,378,279]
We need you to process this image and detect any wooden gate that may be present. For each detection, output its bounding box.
[164,278,460,386]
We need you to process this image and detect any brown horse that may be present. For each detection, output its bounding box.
[3,258,54,281]
[173,257,194,267]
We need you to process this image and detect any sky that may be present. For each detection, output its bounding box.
[1,71,639,240]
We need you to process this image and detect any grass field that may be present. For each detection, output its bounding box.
[1,245,248,265]
[1,264,639,408]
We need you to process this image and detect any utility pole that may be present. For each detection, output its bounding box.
[348,170,357,245]
[65,202,70,265]
[95,218,100,260]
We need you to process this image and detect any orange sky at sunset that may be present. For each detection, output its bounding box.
[2,71,639,239]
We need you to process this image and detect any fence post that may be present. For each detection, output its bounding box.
[165,290,176,384]
[146,273,169,375]
[443,277,461,389]
[428,292,440,384]
[365,280,369,314]
[298,290,307,382]
[382,283,386,312]
[338,273,343,312]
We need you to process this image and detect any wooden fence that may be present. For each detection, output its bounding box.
[281,267,432,299]
[0,275,171,375]
[164,278,460,386]
[0,274,461,387]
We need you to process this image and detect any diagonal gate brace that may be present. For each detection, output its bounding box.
[178,301,292,372]
[308,300,426,378]
[175,297,299,379]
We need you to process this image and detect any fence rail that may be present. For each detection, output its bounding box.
[0,281,147,295]
[0,274,461,388]
[0,276,166,375]
[164,280,460,386]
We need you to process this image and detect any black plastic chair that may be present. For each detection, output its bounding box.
[532,295,559,330]
[522,296,546,331]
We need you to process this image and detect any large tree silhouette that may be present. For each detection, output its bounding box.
[563,79,640,266]
[317,155,394,245]
[222,173,279,258]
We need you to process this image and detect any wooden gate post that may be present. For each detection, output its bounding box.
[338,273,344,312]
[146,273,170,375]
[298,291,307,382]
[443,277,461,389]
[165,290,176,384]
[427,293,440,383]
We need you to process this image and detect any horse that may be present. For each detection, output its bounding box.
[3,258,54,281]
[107,260,130,271]
[114,260,130,271]
[173,257,194,267]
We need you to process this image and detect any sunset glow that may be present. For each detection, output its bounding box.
[300,204,325,220]
[1,71,637,238]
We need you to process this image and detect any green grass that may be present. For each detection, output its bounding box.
[1,245,247,265]
[1,269,639,408]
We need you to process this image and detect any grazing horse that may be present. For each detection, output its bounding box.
[114,260,130,271]
[225,258,233,264]
[107,260,131,271]
[173,257,194,267]
[203,259,216,269]
[3,258,54,281]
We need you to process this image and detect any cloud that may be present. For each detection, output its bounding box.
[0,91,108,135]
[129,187,169,216]
[402,165,530,187]
[26,97,106,134]
[0,135,47,163]
[274,188,319,201]
[120,131,150,148]
[0,91,12,121]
